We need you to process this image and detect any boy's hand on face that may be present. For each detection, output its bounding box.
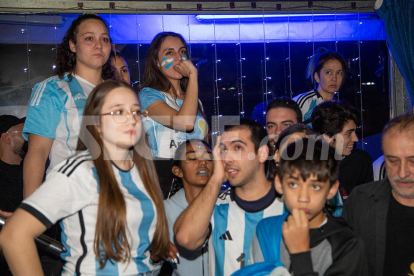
[282,208,310,254]
[211,136,227,184]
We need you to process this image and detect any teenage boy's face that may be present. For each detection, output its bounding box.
[331,120,358,156]
[276,170,339,228]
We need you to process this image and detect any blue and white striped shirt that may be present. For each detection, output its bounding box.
[23,74,94,172]
[209,188,284,276]
[21,151,158,276]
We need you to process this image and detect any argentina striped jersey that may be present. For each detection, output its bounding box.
[23,74,94,172]
[21,151,158,276]
[293,90,324,122]
[209,188,284,276]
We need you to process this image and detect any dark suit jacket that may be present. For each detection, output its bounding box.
[342,178,391,276]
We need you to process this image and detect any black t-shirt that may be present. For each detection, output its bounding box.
[0,159,23,212]
[338,148,373,196]
[383,194,414,275]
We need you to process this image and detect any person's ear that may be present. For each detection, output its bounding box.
[275,175,284,195]
[0,133,11,144]
[69,40,76,53]
[326,180,339,200]
[172,166,183,178]
[258,144,269,163]
[314,72,320,84]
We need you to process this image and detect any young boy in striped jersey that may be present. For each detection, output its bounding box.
[174,118,284,276]
[234,138,368,276]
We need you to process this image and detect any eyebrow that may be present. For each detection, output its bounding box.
[80,31,108,36]
[162,46,186,53]
[219,139,247,147]
[286,175,320,182]
[231,139,247,146]
[186,150,212,154]
[267,120,295,125]
[386,155,414,159]
[108,103,140,109]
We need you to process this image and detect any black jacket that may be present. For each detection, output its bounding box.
[249,213,369,275]
[342,178,391,275]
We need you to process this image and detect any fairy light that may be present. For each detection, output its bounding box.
[187,14,192,57]
[213,18,221,137]
[135,10,141,87]
[263,12,269,107]
[238,16,245,118]
[24,15,31,87]
[334,9,338,52]
[311,7,315,55]
[52,13,57,71]
[334,9,339,100]
[288,11,293,98]
[357,9,365,148]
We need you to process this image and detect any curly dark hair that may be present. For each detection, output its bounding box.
[266,97,303,124]
[311,101,360,137]
[55,14,115,80]
[306,47,347,88]
[168,139,212,198]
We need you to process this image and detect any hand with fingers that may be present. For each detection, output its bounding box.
[176,59,197,78]
[0,210,13,219]
[282,208,310,254]
[211,136,227,185]
[166,242,180,264]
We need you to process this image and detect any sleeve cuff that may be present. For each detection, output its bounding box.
[290,251,315,275]
[19,203,53,229]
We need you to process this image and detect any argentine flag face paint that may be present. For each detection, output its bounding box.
[161,57,174,70]
[182,55,187,61]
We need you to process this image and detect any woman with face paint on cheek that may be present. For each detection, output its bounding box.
[139,32,209,199]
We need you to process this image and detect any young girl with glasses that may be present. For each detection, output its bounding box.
[0,80,169,276]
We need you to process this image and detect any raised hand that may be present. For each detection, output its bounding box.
[176,59,197,78]
[211,136,227,185]
[282,208,310,254]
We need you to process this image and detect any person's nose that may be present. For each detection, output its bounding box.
[95,39,103,50]
[126,111,140,124]
[398,161,410,179]
[352,132,358,143]
[222,151,233,165]
[298,187,310,203]
[199,158,207,167]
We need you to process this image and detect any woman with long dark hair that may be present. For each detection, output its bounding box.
[139,32,208,198]
[164,139,213,276]
[293,48,347,124]
[0,80,169,275]
[23,14,115,199]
